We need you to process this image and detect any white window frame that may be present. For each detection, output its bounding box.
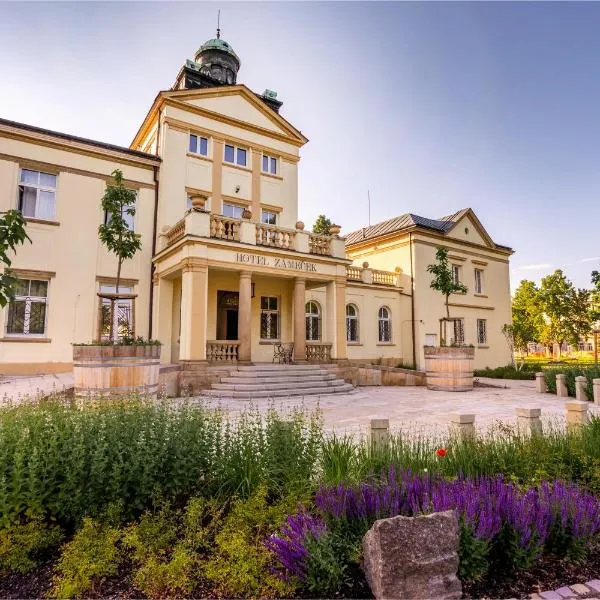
[346,304,359,343]
[99,284,134,341]
[260,296,280,341]
[262,154,278,175]
[477,319,487,345]
[453,318,465,345]
[452,264,461,286]
[18,168,57,220]
[378,306,392,343]
[224,144,247,167]
[5,278,49,337]
[222,202,245,219]
[189,134,209,157]
[474,268,484,294]
[305,301,321,341]
[261,209,277,225]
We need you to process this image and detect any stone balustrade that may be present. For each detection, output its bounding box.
[346,265,362,281]
[372,269,396,286]
[306,342,332,362]
[160,209,346,258]
[345,264,400,287]
[206,340,240,363]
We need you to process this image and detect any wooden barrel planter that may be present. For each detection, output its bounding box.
[73,344,161,399]
[424,346,475,392]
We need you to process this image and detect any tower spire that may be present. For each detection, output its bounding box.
[216,9,221,39]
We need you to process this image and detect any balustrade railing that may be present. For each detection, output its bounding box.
[309,234,331,256]
[210,215,240,241]
[166,219,186,245]
[206,341,240,362]
[372,269,396,286]
[305,342,332,363]
[256,224,295,250]
[346,265,362,281]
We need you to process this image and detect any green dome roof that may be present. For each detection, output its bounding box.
[198,37,240,64]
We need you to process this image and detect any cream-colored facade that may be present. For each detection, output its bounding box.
[0,36,513,376]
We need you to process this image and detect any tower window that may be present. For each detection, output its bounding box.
[189,134,208,156]
[262,155,278,175]
[224,144,247,167]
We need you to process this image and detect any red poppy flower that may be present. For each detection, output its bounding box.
[436,448,447,457]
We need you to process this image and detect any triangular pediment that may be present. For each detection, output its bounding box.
[163,86,307,145]
[443,209,496,248]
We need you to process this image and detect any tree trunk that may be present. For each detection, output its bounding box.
[112,258,123,343]
[445,295,450,319]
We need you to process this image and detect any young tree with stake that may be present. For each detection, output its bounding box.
[98,170,141,342]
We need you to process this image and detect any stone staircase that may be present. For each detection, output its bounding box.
[200,364,353,399]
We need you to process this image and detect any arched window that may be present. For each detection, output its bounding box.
[346,304,359,342]
[305,301,321,341]
[378,306,392,343]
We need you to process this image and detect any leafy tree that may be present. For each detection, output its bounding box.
[591,269,600,324]
[426,247,468,320]
[98,170,141,341]
[538,269,592,360]
[0,210,31,307]
[312,215,332,235]
[510,280,544,356]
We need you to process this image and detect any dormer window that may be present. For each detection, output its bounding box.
[189,134,208,157]
[262,155,278,175]
[224,144,247,167]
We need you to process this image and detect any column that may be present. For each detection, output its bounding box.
[179,258,208,362]
[293,277,306,362]
[326,279,347,360]
[238,271,252,362]
[154,275,173,363]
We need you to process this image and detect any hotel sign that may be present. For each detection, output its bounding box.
[235,252,317,272]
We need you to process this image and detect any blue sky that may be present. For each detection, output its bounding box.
[1,2,598,290]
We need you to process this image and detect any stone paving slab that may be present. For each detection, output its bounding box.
[0,373,73,404]
[533,581,600,600]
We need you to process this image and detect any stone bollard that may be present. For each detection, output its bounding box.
[536,372,547,394]
[575,376,589,402]
[556,374,568,398]
[566,400,588,431]
[516,407,543,435]
[449,413,475,440]
[363,510,462,599]
[594,379,600,404]
[370,419,390,450]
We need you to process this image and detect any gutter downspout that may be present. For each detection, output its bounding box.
[410,232,416,369]
[148,111,162,339]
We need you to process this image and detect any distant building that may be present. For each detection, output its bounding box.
[0,31,514,377]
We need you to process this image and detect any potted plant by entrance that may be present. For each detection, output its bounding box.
[72,170,161,399]
[424,247,474,391]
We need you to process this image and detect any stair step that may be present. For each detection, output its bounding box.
[236,364,327,372]
[221,373,336,384]
[200,383,354,399]
[212,379,347,392]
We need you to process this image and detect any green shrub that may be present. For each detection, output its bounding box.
[202,487,297,597]
[50,516,124,598]
[458,525,489,582]
[303,532,349,595]
[0,519,62,575]
[474,365,536,380]
[544,366,600,398]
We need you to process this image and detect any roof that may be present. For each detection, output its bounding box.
[197,37,240,65]
[345,207,513,252]
[0,117,161,162]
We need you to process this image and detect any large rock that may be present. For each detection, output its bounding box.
[362,510,462,599]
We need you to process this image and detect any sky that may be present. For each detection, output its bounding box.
[1,1,599,291]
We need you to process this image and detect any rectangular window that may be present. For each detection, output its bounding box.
[224,144,247,167]
[474,269,484,294]
[262,154,278,175]
[222,202,245,219]
[99,285,133,341]
[260,296,280,340]
[477,319,487,345]
[6,278,49,336]
[453,319,465,345]
[104,192,136,231]
[189,134,209,156]
[452,264,461,286]
[261,210,277,225]
[18,169,56,220]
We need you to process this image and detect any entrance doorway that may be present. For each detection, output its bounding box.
[217,291,239,340]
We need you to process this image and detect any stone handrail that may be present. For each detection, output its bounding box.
[210,215,240,241]
[346,265,362,280]
[166,219,186,245]
[372,269,396,286]
[308,233,332,256]
[256,223,296,250]
[206,341,240,362]
[305,342,332,363]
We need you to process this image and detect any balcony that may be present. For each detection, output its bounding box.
[160,209,345,259]
[346,263,400,288]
